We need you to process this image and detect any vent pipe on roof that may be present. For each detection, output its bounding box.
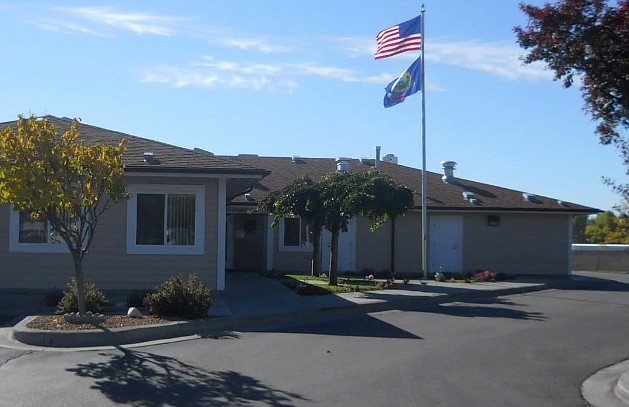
[382,153,398,164]
[375,146,381,170]
[144,152,155,164]
[336,157,350,173]
[523,193,536,202]
[441,161,457,184]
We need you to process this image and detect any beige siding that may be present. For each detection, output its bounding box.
[271,227,312,273]
[0,176,219,290]
[462,213,571,275]
[387,212,423,274]
[355,217,392,273]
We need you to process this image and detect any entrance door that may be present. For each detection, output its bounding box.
[232,214,265,271]
[321,219,356,273]
[429,216,463,273]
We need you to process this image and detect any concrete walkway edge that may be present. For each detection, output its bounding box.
[582,359,629,407]
[9,282,550,349]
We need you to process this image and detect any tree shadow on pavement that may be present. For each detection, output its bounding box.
[66,347,308,406]
[560,274,629,292]
[265,313,423,339]
[401,297,546,321]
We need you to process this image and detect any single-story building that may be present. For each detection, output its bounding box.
[1,116,598,293]
[218,152,598,277]
[0,116,268,291]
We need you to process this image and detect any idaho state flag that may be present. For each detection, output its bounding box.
[383,57,421,108]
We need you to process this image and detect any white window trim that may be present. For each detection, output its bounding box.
[278,217,313,252]
[126,184,205,255]
[9,207,69,253]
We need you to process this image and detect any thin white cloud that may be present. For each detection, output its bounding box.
[333,36,552,82]
[220,38,292,54]
[143,57,386,93]
[42,7,188,36]
[31,6,293,55]
[428,40,552,81]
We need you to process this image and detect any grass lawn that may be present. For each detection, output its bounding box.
[282,274,395,295]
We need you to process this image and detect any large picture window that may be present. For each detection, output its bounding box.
[279,217,313,251]
[127,185,205,255]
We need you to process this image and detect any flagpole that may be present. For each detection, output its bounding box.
[420,4,428,280]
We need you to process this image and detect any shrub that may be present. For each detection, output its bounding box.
[144,274,213,319]
[434,271,446,282]
[56,279,109,314]
[472,270,496,282]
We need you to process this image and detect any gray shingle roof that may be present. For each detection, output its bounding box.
[224,155,598,213]
[0,116,268,176]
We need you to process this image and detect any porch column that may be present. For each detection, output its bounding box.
[266,214,274,271]
[217,178,226,290]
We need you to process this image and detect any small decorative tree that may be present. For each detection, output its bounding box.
[0,115,127,315]
[258,176,325,276]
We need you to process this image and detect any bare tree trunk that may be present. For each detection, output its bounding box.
[72,251,87,315]
[390,217,396,275]
[329,230,339,285]
[311,226,322,277]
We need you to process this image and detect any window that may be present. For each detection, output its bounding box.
[127,185,205,255]
[9,209,69,253]
[279,217,313,251]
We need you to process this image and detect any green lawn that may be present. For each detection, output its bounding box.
[283,274,395,295]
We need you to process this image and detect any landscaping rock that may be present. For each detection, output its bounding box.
[63,311,106,324]
[127,307,143,318]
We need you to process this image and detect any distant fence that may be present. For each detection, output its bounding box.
[572,244,629,272]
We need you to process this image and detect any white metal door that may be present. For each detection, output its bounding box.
[429,216,463,273]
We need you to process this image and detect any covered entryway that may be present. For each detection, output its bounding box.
[429,215,463,273]
[227,213,266,271]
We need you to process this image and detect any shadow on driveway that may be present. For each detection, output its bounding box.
[67,347,308,406]
[268,313,424,339]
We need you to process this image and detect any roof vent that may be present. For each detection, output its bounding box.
[193,147,214,156]
[244,193,255,202]
[143,152,155,164]
[376,146,382,170]
[382,153,398,164]
[462,191,479,205]
[292,155,305,164]
[441,161,457,184]
[523,192,536,202]
[336,157,350,173]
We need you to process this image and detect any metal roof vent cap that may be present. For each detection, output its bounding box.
[143,152,155,163]
[523,192,536,202]
[382,153,398,164]
[336,157,350,173]
[441,161,457,184]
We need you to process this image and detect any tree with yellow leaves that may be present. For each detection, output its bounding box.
[0,115,127,315]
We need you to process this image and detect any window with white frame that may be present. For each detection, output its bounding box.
[9,209,70,253]
[126,184,205,255]
[279,217,313,251]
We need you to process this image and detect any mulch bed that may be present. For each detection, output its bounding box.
[26,314,180,331]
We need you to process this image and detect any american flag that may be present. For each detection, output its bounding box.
[375,15,422,60]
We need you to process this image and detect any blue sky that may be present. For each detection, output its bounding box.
[0,1,625,211]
